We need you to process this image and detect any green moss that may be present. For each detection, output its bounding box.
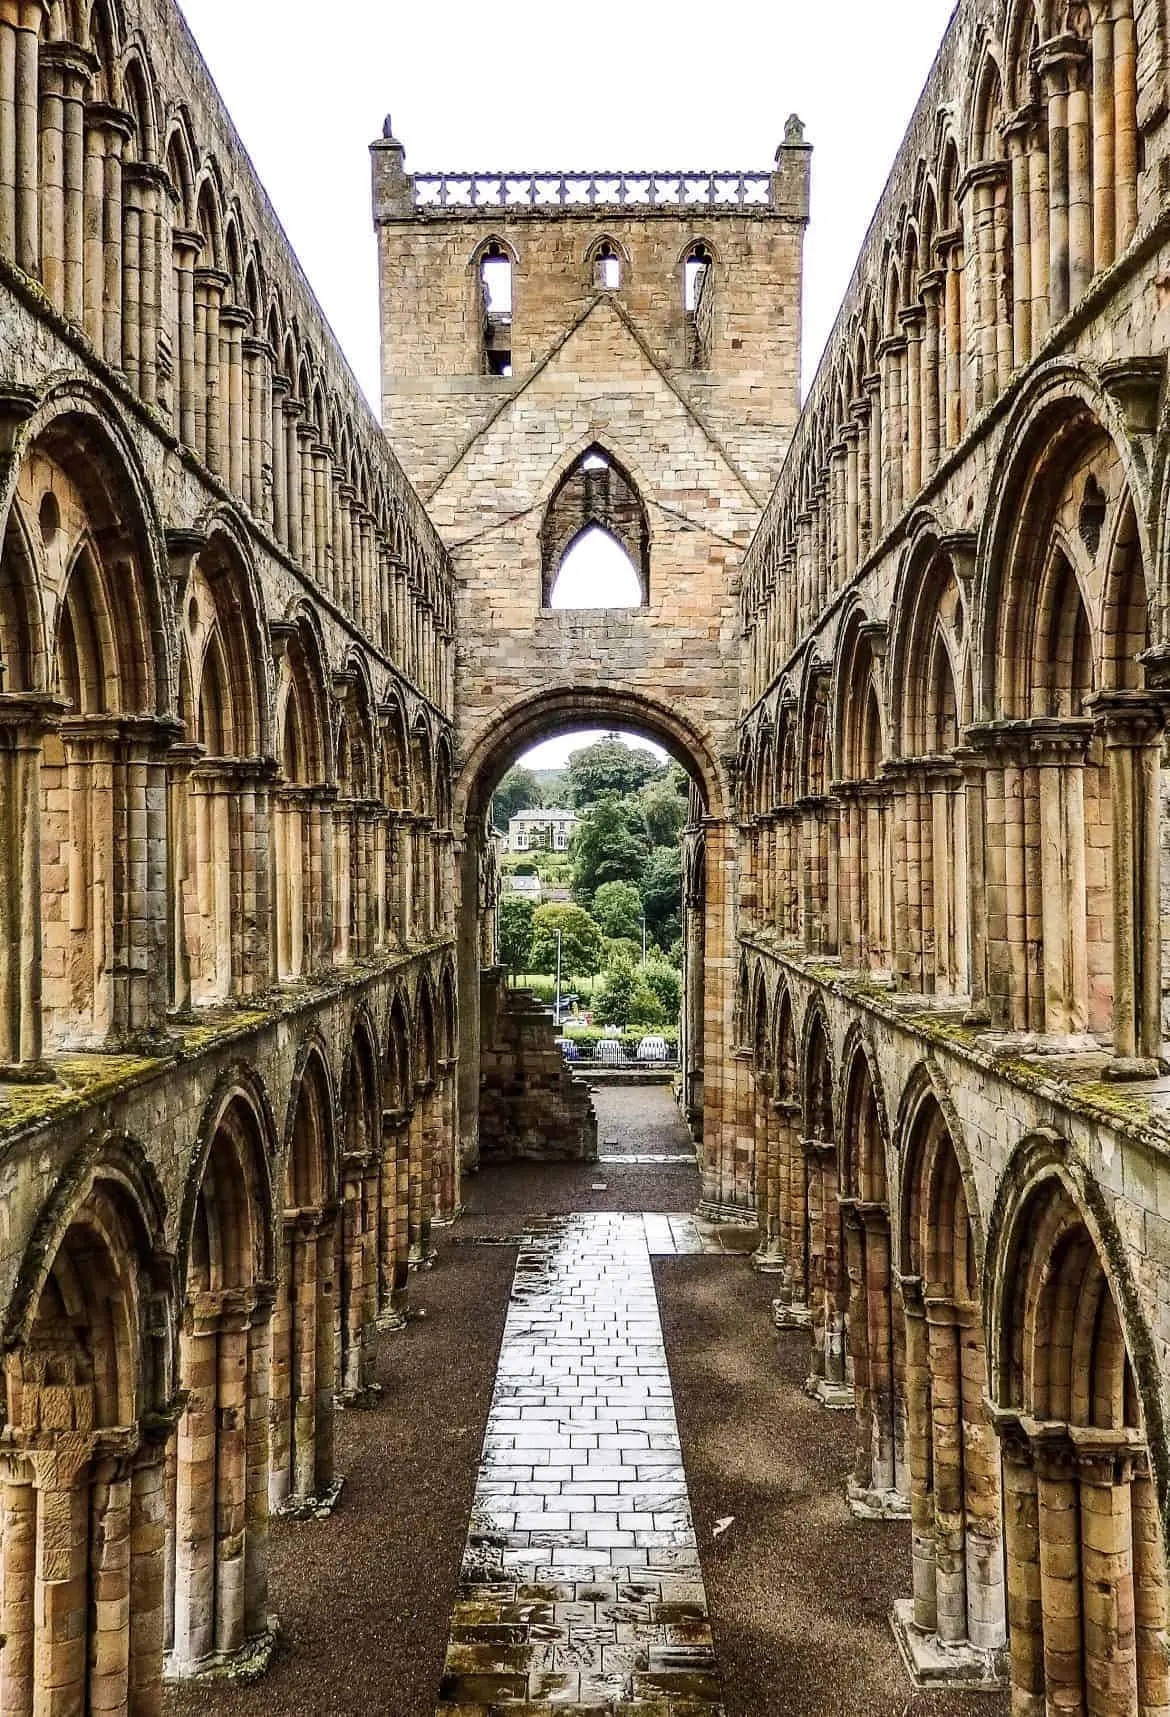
[1069,1081,1154,1127]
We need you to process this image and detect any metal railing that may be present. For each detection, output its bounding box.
[412,172,773,211]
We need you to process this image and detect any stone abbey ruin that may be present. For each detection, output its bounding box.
[2,0,1170,1711]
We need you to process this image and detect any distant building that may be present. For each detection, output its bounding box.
[508,808,577,853]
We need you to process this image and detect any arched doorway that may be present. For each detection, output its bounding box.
[453,687,739,1210]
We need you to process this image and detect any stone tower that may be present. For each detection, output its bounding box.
[371,120,811,1202]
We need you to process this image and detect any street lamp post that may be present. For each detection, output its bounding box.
[554,927,563,1025]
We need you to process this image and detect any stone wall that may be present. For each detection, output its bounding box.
[0,0,460,1701]
[477,972,596,1163]
[735,0,1170,1704]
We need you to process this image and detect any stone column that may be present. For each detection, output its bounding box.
[36,40,90,318]
[166,742,203,1019]
[269,375,289,543]
[1112,0,1138,253]
[1092,692,1165,1071]
[378,1109,410,1328]
[0,0,49,277]
[283,399,304,563]
[172,231,201,452]
[1004,113,1034,369]
[900,306,924,499]
[221,305,249,499]
[0,1456,36,1717]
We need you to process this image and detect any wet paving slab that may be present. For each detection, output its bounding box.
[454,1212,759,1260]
[436,1213,727,1715]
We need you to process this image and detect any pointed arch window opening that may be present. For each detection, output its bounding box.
[549,526,643,610]
[684,242,713,367]
[593,240,622,291]
[479,241,513,377]
[540,447,651,609]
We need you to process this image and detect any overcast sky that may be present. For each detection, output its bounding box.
[176,0,957,769]
[177,0,957,408]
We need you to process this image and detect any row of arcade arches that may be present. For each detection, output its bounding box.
[741,957,1168,1707]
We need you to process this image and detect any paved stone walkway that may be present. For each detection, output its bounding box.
[437,1212,726,1713]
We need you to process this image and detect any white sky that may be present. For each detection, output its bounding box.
[177,0,957,408]
[176,0,957,770]
[521,731,667,772]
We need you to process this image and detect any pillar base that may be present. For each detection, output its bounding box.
[165,1622,280,1685]
[751,1245,787,1275]
[805,1376,854,1411]
[432,1204,465,1227]
[376,1305,408,1333]
[335,1382,383,1409]
[847,1477,911,1521]
[407,1245,438,1271]
[772,1297,813,1330]
[1105,1054,1166,1081]
[891,1600,1008,1691]
[0,1059,57,1085]
[273,1475,344,1521]
[696,1198,757,1225]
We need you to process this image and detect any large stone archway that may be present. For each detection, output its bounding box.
[454,686,742,1211]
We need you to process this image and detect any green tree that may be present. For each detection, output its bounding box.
[592,961,639,1027]
[592,879,644,943]
[567,735,664,808]
[530,903,604,978]
[629,981,668,1027]
[498,894,535,975]
[571,798,650,906]
[603,935,641,970]
[492,766,542,830]
[641,959,682,1020]
[640,845,683,947]
[637,772,688,848]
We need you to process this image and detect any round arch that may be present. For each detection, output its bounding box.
[454,684,729,828]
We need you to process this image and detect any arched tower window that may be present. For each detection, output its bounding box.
[478,240,513,376]
[684,241,714,367]
[591,239,622,291]
[540,447,649,609]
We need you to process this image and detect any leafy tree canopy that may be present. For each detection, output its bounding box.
[498,894,535,974]
[592,962,639,1027]
[571,798,650,906]
[530,903,604,979]
[592,879,644,943]
[566,734,664,809]
[492,766,543,829]
[641,845,683,948]
[637,772,689,849]
[641,959,682,1021]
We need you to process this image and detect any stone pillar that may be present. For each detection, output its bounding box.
[222,305,249,499]
[172,231,201,452]
[0,0,48,277]
[36,40,90,318]
[1092,693,1165,1071]
[0,1458,36,1717]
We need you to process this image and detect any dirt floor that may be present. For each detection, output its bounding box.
[654,1253,1012,1717]
[168,1088,1011,1716]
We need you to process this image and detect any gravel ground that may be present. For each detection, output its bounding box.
[164,1240,515,1717]
[459,1081,701,1221]
[166,1091,1008,1717]
[654,1254,1011,1717]
[590,1080,698,1156]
